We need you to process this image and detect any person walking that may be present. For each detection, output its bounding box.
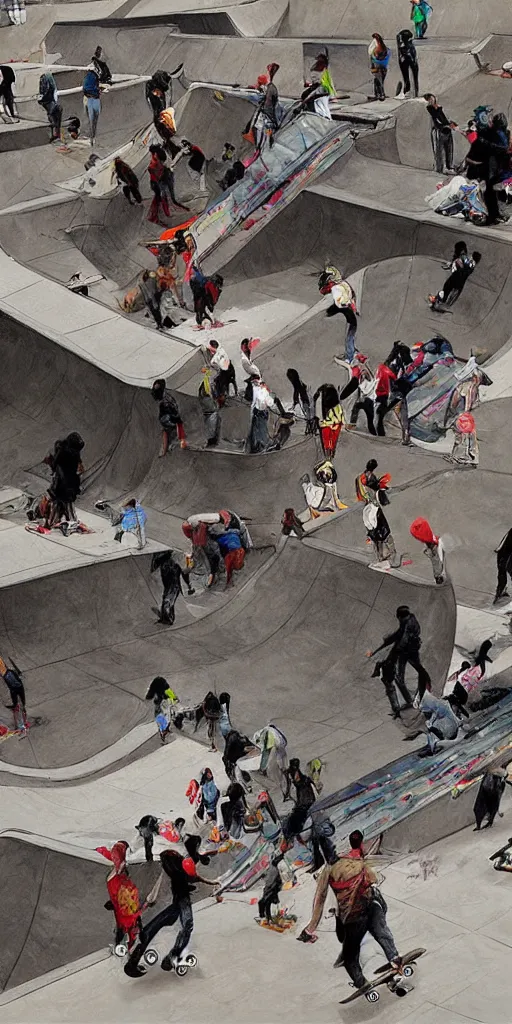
[198,368,221,447]
[0,65,18,120]
[0,657,26,714]
[368,605,431,703]
[151,379,187,454]
[82,64,102,146]
[150,550,195,625]
[241,338,260,401]
[368,34,391,101]
[208,340,237,400]
[113,157,142,205]
[395,29,419,97]
[374,361,397,436]
[257,62,281,150]
[494,528,512,603]
[140,269,163,329]
[424,94,456,174]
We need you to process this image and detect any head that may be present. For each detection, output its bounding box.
[209,339,219,352]
[66,431,84,451]
[152,378,166,401]
[454,241,468,257]
[472,252,482,264]
[241,338,251,356]
[396,605,410,620]
[372,33,386,49]
[123,498,137,509]
[366,459,378,473]
[315,460,335,484]
[227,782,246,803]
[180,138,192,152]
[94,45,102,58]
[321,383,340,412]
[219,691,230,708]
[492,111,508,131]
[460,661,471,672]
[174,817,185,832]
[286,368,301,387]
[311,52,329,72]
[355,353,368,365]
[201,767,214,782]
[349,829,364,850]
[267,62,280,81]
[424,92,436,105]
[222,142,235,161]
[289,757,301,774]
[110,840,129,873]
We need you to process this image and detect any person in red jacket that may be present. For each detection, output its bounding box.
[375,362,397,436]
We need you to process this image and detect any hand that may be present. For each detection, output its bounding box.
[366,650,373,658]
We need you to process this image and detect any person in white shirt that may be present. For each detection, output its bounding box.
[207,340,237,402]
[248,379,285,452]
[240,338,261,401]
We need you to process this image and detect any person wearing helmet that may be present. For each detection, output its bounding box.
[124,839,219,977]
[319,266,359,361]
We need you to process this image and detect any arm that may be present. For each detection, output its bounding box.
[145,870,164,906]
[368,629,400,657]
[304,865,330,933]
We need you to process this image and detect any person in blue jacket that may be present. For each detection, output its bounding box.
[216,529,245,586]
[368,34,391,101]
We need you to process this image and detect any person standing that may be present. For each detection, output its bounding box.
[208,340,237,399]
[424,94,456,174]
[113,157,142,205]
[44,432,84,526]
[37,71,62,142]
[286,368,315,433]
[140,269,163,329]
[241,338,260,401]
[409,517,445,583]
[410,0,431,38]
[367,605,431,702]
[82,64,102,146]
[313,384,344,459]
[368,34,391,101]
[150,550,195,625]
[198,368,221,447]
[0,65,18,120]
[319,266,359,361]
[395,29,419,97]
[177,139,207,195]
[374,361,397,436]
[341,354,376,435]
[151,379,187,454]
[362,500,399,570]
[0,657,26,714]
[257,62,281,150]
[494,528,512,603]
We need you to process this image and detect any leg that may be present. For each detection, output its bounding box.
[411,61,419,97]
[349,400,363,426]
[342,918,369,989]
[339,376,360,403]
[433,129,444,173]
[342,308,358,361]
[405,652,431,696]
[125,902,180,973]
[368,893,399,963]
[394,653,414,706]
[443,131,454,170]
[144,834,154,861]
[376,396,388,436]
[132,185,143,204]
[494,553,509,600]
[399,57,410,94]
[398,396,410,443]
[169,897,193,960]
[122,184,133,204]
[362,397,376,435]
[333,915,345,966]
[160,582,179,624]
[4,85,16,118]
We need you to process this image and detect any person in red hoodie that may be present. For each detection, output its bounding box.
[375,361,397,436]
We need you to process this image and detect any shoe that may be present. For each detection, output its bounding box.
[124,962,146,978]
[161,955,173,972]
[395,82,403,96]
[493,591,509,604]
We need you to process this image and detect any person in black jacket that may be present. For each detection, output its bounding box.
[367,605,431,703]
[494,528,512,603]
[0,65,18,119]
[44,432,84,526]
[150,550,195,625]
[424,93,456,173]
[396,30,419,97]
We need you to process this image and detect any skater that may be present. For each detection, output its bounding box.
[374,361,397,436]
[409,517,445,583]
[113,157,142,205]
[82,64,102,146]
[286,368,315,433]
[124,842,219,977]
[341,355,376,435]
[177,139,207,195]
[396,29,419,97]
[151,379,187,454]
[135,815,160,861]
[299,846,401,990]
[150,550,195,625]
[368,33,391,101]
[248,379,285,453]
[37,71,62,142]
[411,0,431,39]
[0,65,17,119]
[208,340,237,398]
[355,459,391,506]
[241,338,261,401]
[429,252,481,310]
[313,384,344,459]
[368,605,431,701]
[319,266,358,360]
[0,657,26,712]
[44,432,84,526]
[424,94,456,174]
[257,853,284,922]
[474,768,512,830]
[362,499,399,569]
[198,368,221,447]
[494,527,512,603]
[253,723,288,777]
[140,269,164,329]
[217,528,246,586]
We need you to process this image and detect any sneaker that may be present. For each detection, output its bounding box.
[160,955,173,972]
[94,500,108,511]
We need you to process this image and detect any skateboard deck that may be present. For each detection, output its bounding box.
[258,913,297,933]
[340,947,426,1004]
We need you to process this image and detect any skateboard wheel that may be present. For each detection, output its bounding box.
[144,949,159,966]
[396,986,408,997]
[366,990,380,1003]
[185,954,197,967]
[114,943,128,958]
[403,965,414,978]
[176,964,188,977]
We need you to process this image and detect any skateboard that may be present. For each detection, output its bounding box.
[257,912,297,933]
[340,947,426,1004]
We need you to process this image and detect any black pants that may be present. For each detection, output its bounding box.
[485,178,500,223]
[395,649,431,699]
[160,580,180,624]
[431,127,453,173]
[350,397,376,434]
[339,915,369,988]
[5,683,26,709]
[336,893,398,983]
[399,56,419,96]
[122,183,142,204]
[496,551,512,596]
[143,834,154,861]
[339,376,359,402]
[373,68,387,99]
[375,395,389,436]
[125,896,193,970]
[258,884,280,921]
[215,365,237,397]
[0,84,16,117]
[436,271,465,307]
[146,299,162,329]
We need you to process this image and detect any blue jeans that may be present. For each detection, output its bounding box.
[86,97,100,141]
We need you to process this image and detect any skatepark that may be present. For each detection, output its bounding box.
[1,1,512,1020]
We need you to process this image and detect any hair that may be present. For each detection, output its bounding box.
[209,339,219,349]
[218,692,231,710]
[366,459,378,472]
[349,829,364,849]
[372,32,386,49]
[319,383,339,418]
[286,368,309,407]
[289,757,301,770]
[475,639,492,672]
[396,605,410,619]
[94,45,102,58]
[224,141,234,149]
[454,241,468,256]
[460,661,471,671]
[227,782,246,803]
[472,252,482,263]
[174,816,185,830]
[423,92,436,103]
[241,338,251,352]
[152,378,166,397]
[124,498,137,508]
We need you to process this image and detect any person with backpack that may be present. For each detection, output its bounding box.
[0,65,18,120]
[368,33,391,101]
[37,71,62,142]
[82,64,102,146]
